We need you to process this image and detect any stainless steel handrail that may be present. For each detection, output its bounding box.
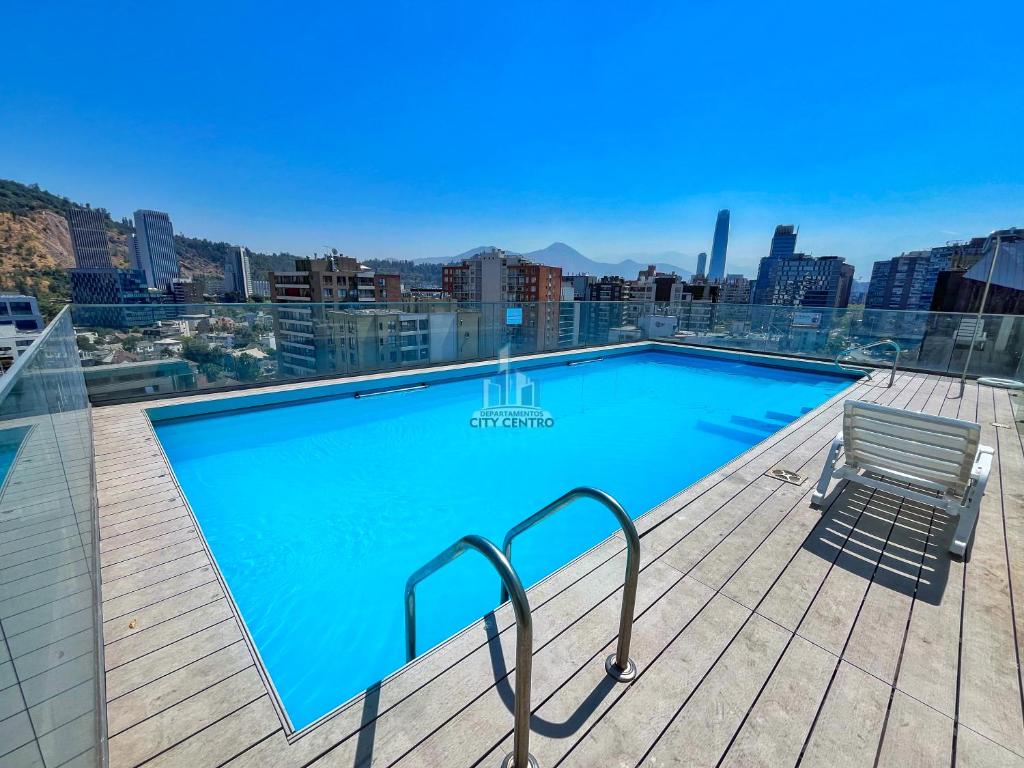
[499,487,639,683]
[834,339,901,387]
[405,535,538,768]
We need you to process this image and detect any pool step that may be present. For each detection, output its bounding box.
[729,415,780,434]
[764,409,802,423]
[697,420,767,445]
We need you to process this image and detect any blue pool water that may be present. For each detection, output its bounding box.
[153,349,851,728]
[0,427,29,487]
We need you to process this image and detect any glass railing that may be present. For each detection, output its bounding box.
[648,302,1024,379]
[0,308,103,767]
[68,301,1024,405]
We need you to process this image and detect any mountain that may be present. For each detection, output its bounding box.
[417,242,692,279]
[0,179,298,317]
[0,177,694,320]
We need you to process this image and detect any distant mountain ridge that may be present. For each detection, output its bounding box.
[417,241,692,279]
[0,177,693,318]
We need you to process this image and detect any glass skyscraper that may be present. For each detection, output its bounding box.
[768,224,798,261]
[708,209,730,281]
[131,209,180,289]
[67,207,113,268]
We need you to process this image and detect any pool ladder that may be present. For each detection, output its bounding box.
[834,338,901,387]
[404,487,640,768]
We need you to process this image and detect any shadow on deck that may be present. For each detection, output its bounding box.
[804,480,952,606]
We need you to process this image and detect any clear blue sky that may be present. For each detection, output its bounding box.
[1,1,1021,276]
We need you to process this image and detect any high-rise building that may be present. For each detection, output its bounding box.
[580,276,632,344]
[708,209,730,281]
[171,279,205,305]
[223,246,253,299]
[865,251,946,311]
[251,279,271,298]
[768,225,798,261]
[67,208,113,268]
[865,237,990,313]
[751,253,854,308]
[268,255,402,377]
[719,274,752,304]
[695,252,707,277]
[559,285,580,348]
[442,249,563,354]
[132,210,180,290]
[930,229,1024,313]
[69,267,173,328]
[441,249,562,303]
[563,274,596,301]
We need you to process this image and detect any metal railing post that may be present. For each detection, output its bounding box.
[834,339,901,387]
[405,535,538,768]
[959,235,1002,398]
[499,487,639,683]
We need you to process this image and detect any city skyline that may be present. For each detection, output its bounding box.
[1,2,1020,276]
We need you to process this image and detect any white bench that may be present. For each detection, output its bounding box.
[811,400,994,558]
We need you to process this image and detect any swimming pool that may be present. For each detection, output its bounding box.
[0,426,29,489]
[151,346,854,729]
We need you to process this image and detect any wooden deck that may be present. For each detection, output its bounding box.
[89,369,1024,768]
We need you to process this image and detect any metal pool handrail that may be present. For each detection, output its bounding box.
[404,535,537,768]
[500,487,639,683]
[834,339,901,388]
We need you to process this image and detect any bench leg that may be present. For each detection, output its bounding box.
[951,449,993,558]
[950,508,976,558]
[811,432,844,509]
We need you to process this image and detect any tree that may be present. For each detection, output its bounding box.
[231,353,261,382]
[121,335,142,352]
[198,362,224,382]
[181,337,222,366]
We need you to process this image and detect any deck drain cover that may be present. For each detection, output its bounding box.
[767,468,806,485]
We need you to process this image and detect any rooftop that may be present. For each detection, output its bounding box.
[82,368,1024,768]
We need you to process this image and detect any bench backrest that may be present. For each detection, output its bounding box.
[843,400,981,497]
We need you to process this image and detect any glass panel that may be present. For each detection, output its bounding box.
[0,309,103,767]
[68,301,1024,405]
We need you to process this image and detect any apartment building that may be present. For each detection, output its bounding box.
[325,308,482,374]
[441,249,563,354]
[751,253,855,308]
[268,256,405,377]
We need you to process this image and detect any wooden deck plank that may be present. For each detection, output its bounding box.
[875,691,954,768]
[640,612,790,767]
[555,594,751,767]
[799,662,890,768]
[994,387,1024,726]
[718,635,836,768]
[956,384,1024,753]
[143,696,279,768]
[106,668,267,768]
[956,724,1024,767]
[105,619,241,700]
[892,379,969,718]
[106,642,254,737]
[104,599,233,670]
